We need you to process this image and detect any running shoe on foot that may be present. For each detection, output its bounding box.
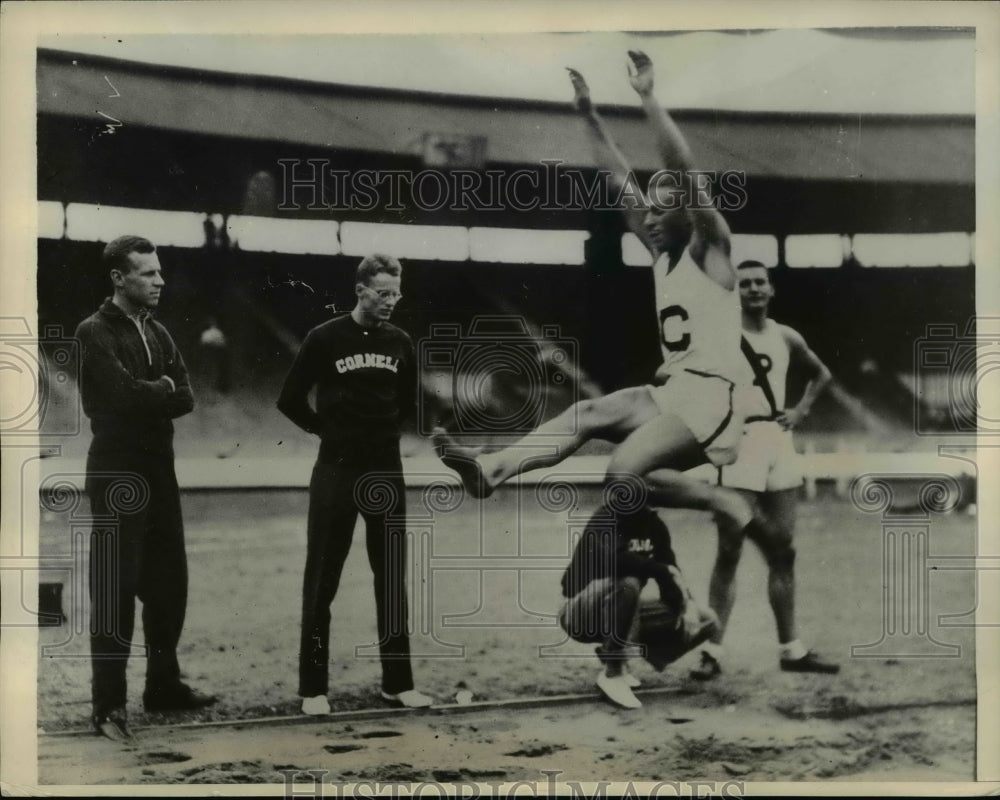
[381,689,434,708]
[596,671,642,709]
[780,651,840,674]
[301,695,331,716]
[143,683,217,712]
[92,707,133,741]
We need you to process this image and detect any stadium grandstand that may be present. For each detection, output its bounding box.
[34,34,977,493]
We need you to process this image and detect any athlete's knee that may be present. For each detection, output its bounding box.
[764,540,796,571]
[709,488,753,526]
[746,517,795,569]
[715,530,744,569]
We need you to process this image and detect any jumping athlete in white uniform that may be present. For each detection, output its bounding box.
[691,261,839,679]
[435,52,751,494]
[648,243,744,469]
[434,54,766,707]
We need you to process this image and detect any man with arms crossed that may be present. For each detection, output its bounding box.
[77,235,217,740]
[691,261,839,679]
[278,254,433,715]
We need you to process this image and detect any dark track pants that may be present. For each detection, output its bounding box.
[298,444,413,697]
[559,577,646,660]
[86,451,187,716]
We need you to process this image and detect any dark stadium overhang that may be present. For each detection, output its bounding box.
[37,48,972,186]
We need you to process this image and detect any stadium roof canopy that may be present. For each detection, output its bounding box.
[37,32,974,185]
[38,30,974,115]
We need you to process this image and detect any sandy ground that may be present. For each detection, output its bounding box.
[34,488,980,787]
[38,697,974,786]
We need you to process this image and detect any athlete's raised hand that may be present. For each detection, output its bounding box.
[627,49,654,95]
[566,67,592,113]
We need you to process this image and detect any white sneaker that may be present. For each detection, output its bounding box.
[622,668,641,689]
[301,695,331,716]
[596,671,642,709]
[381,689,433,708]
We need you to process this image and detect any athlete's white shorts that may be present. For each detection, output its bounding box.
[719,420,803,492]
[646,370,746,468]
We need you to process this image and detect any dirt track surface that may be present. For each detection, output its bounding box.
[39,693,974,785]
[36,490,980,786]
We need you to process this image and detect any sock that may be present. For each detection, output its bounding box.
[780,639,808,661]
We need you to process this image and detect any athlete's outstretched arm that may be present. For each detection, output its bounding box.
[627,50,695,174]
[567,68,656,254]
[627,50,734,286]
[779,325,833,431]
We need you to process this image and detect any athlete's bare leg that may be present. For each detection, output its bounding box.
[748,488,799,645]
[601,413,762,684]
[693,486,837,675]
[603,413,756,529]
[434,386,660,497]
[704,489,760,646]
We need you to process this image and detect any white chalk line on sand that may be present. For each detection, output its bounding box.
[40,685,692,737]
[39,690,978,739]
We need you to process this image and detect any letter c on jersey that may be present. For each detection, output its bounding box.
[660,304,691,353]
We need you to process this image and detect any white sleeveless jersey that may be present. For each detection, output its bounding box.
[653,248,742,383]
[738,319,790,418]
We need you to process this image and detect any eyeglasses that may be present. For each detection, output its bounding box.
[367,288,403,301]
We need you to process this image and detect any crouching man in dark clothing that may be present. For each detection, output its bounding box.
[560,503,718,709]
[76,235,217,740]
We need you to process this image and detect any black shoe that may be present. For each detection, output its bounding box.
[780,650,840,674]
[143,683,218,712]
[92,707,133,741]
[689,651,722,681]
[432,428,493,499]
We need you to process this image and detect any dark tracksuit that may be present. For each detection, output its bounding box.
[560,505,683,657]
[277,314,417,697]
[75,298,194,716]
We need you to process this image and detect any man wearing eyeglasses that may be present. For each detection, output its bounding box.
[278,254,433,713]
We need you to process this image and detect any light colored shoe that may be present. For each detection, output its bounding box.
[381,689,434,708]
[596,671,642,709]
[301,695,331,716]
[622,668,641,689]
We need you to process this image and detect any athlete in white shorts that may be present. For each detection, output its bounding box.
[691,261,840,679]
[436,52,751,488]
[434,56,768,707]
